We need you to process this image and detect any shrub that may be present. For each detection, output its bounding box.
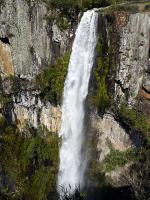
[0,125,59,199]
[89,32,112,113]
[88,160,106,187]
[119,103,150,139]
[0,94,12,108]
[44,0,110,30]
[0,115,7,131]
[36,52,70,104]
[102,143,143,172]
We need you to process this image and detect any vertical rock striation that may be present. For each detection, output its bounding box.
[115,13,150,106]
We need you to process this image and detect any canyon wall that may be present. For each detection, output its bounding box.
[0,0,76,133]
[0,0,150,194]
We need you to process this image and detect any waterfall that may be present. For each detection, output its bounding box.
[58,9,98,194]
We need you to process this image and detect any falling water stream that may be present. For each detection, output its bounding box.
[58,9,98,195]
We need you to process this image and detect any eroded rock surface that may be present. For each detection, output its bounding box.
[115,13,150,106]
[90,113,134,162]
[13,91,61,133]
[0,0,75,77]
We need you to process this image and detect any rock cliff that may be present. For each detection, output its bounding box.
[0,0,150,198]
[0,0,76,133]
[0,0,149,163]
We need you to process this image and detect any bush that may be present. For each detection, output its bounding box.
[44,0,110,30]
[89,30,112,113]
[0,94,12,108]
[119,104,150,139]
[0,115,7,131]
[36,53,70,105]
[0,125,59,200]
[45,0,110,10]
[102,141,148,172]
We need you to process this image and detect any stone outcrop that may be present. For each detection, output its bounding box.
[0,0,150,192]
[105,163,133,187]
[115,12,150,106]
[90,113,134,162]
[0,0,50,76]
[0,0,75,77]
[90,9,150,189]
[12,91,61,133]
[0,41,14,76]
[0,0,76,133]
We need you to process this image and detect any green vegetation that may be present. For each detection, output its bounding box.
[90,43,111,113]
[44,0,110,11]
[0,93,12,108]
[36,52,70,105]
[103,103,150,199]
[0,118,59,200]
[87,131,108,188]
[103,145,141,172]
[119,103,150,139]
[101,104,150,173]
[43,0,121,31]
[88,160,106,187]
[25,0,150,30]
[89,19,117,113]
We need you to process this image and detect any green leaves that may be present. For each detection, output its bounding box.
[36,53,70,105]
[0,124,59,199]
[103,145,143,172]
[119,104,150,139]
[89,34,111,113]
[45,0,110,10]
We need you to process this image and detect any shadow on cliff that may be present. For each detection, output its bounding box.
[85,185,136,200]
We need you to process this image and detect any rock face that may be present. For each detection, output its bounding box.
[0,0,50,76]
[105,163,133,187]
[12,91,61,133]
[91,10,150,188]
[0,41,14,76]
[0,0,150,191]
[0,0,76,133]
[90,113,135,161]
[115,13,150,106]
[0,0,75,77]
[88,11,149,164]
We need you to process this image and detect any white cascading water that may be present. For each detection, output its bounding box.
[58,9,98,194]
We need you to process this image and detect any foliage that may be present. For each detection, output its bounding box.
[119,103,150,139]
[86,131,107,188]
[118,143,150,200]
[114,104,150,199]
[0,121,59,200]
[0,115,7,131]
[103,145,141,172]
[0,93,12,108]
[44,0,110,10]
[88,160,106,187]
[36,52,70,104]
[44,0,110,30]
[89,31,112,113]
